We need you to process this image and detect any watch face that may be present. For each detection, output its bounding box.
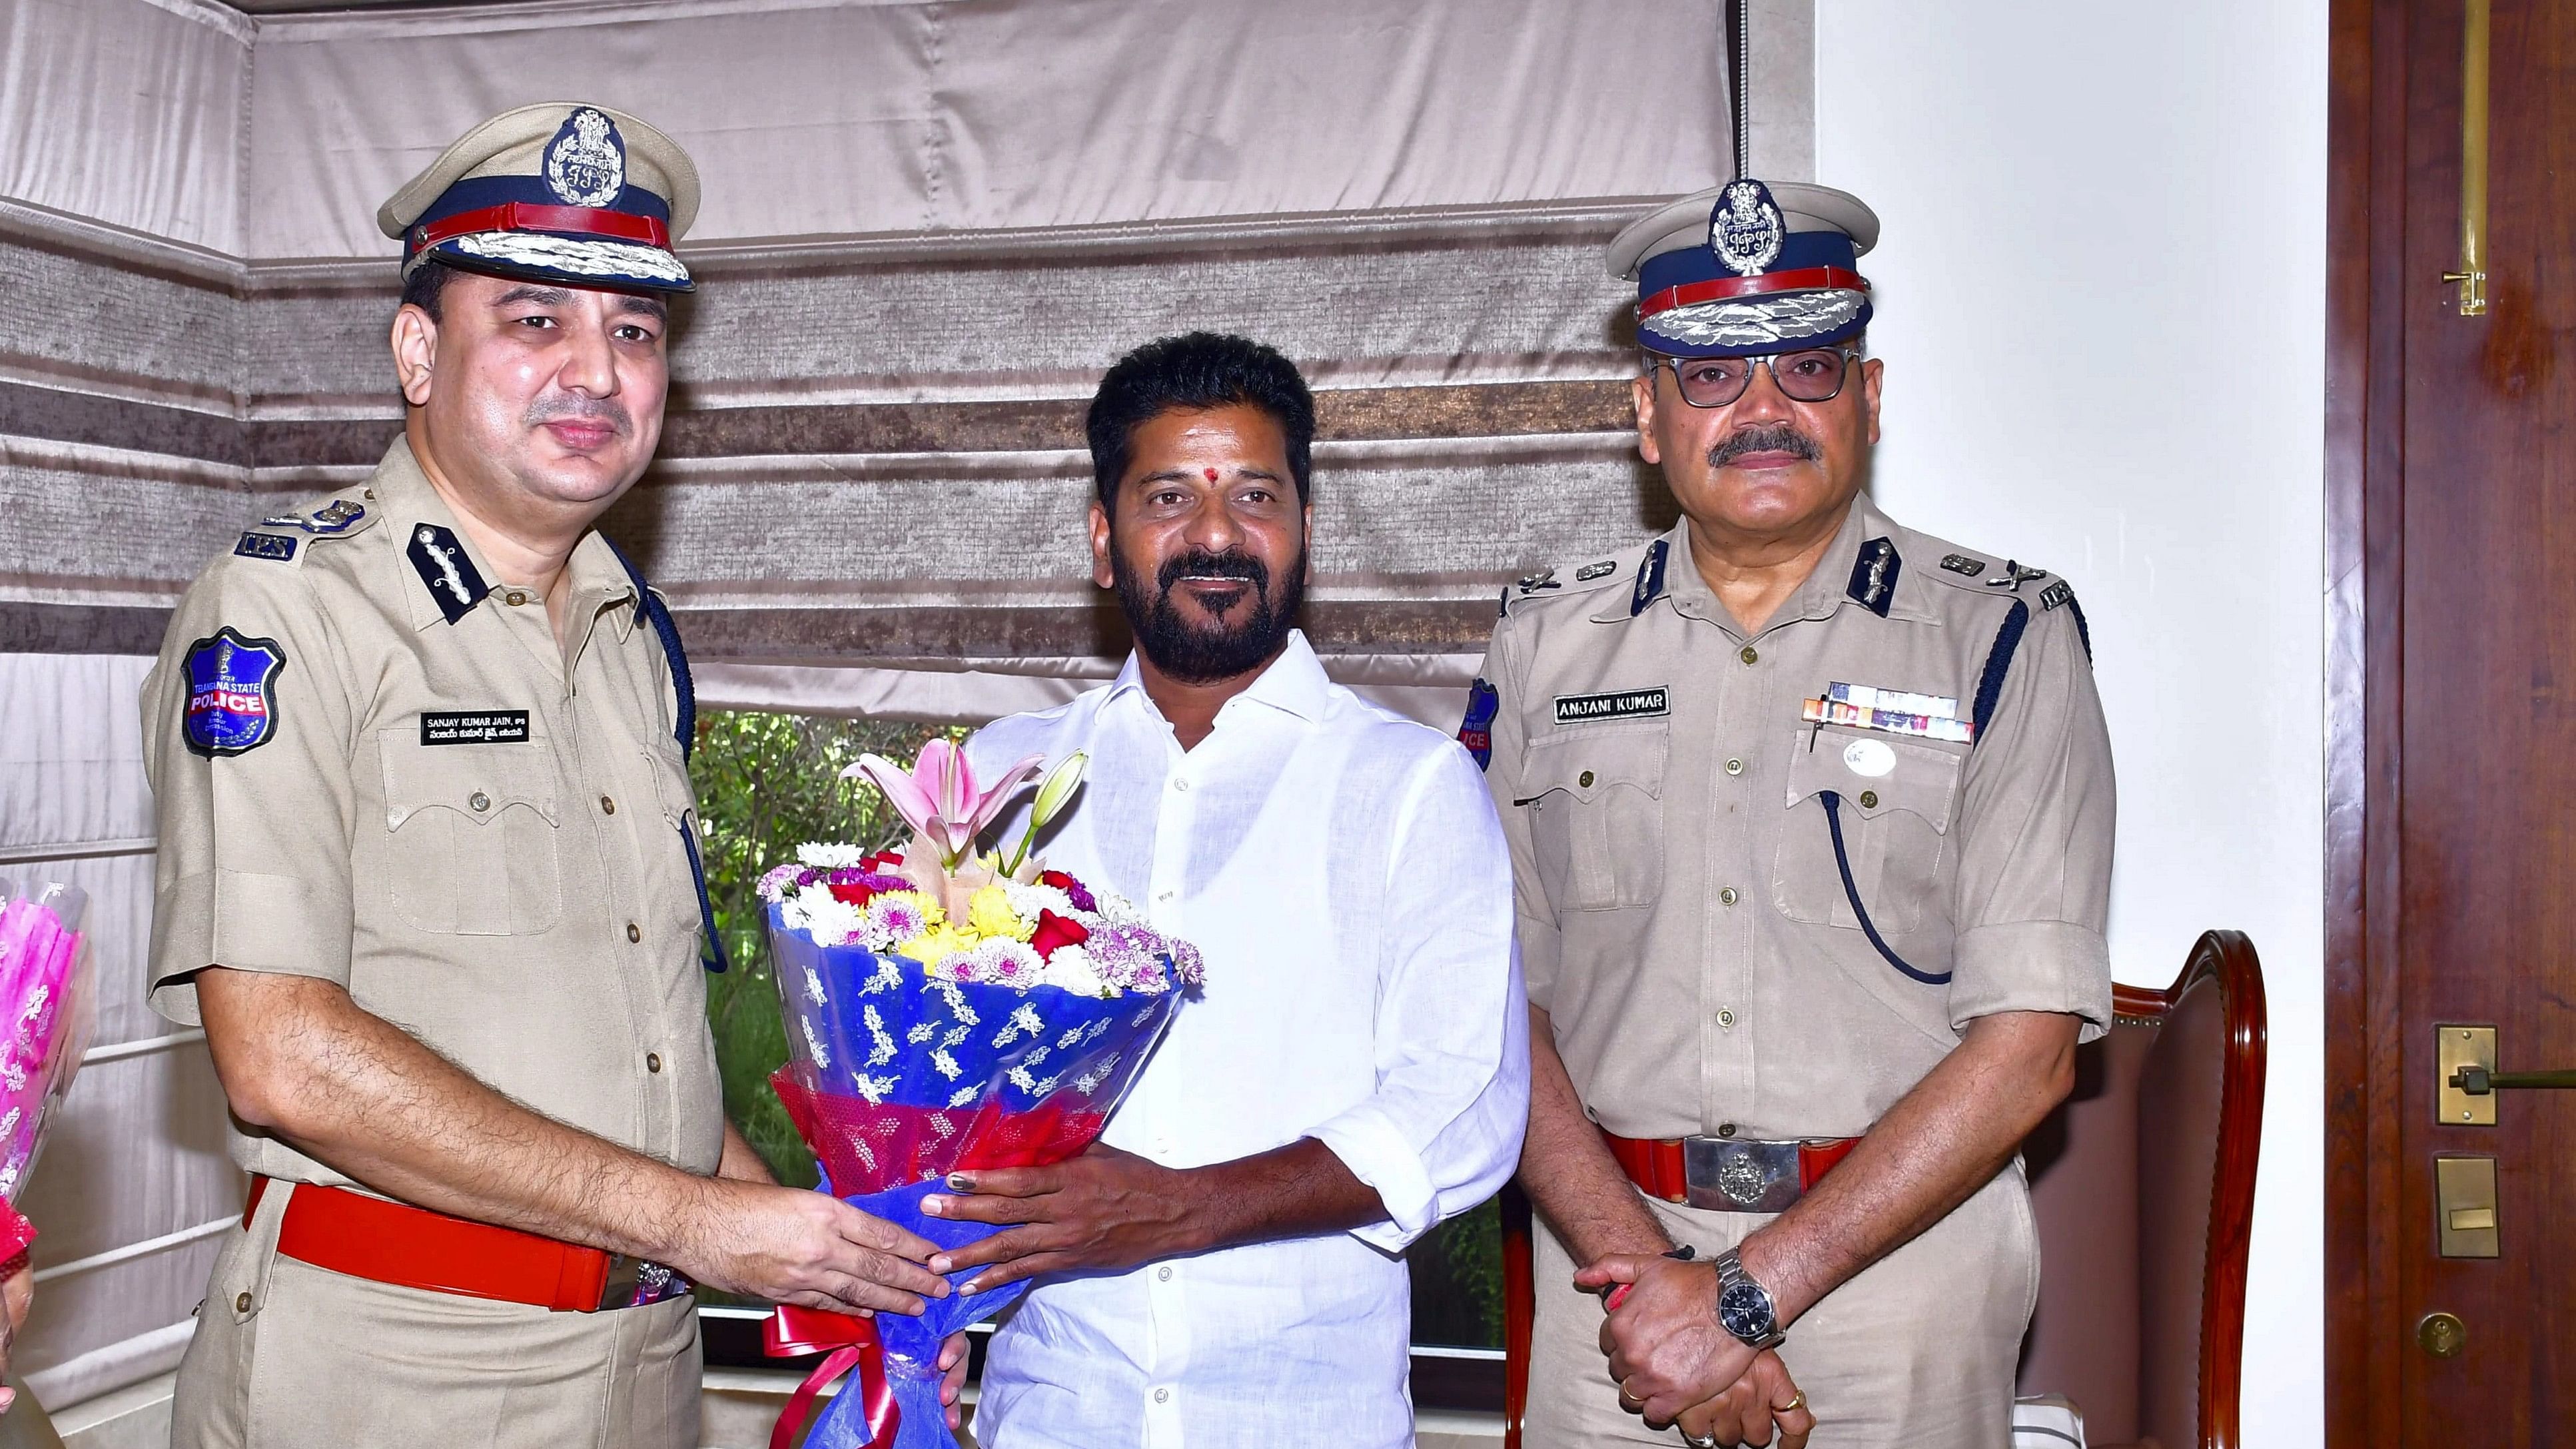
[1717,1279,1775,1339]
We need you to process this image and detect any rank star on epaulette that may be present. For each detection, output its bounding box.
[1940,554,1986,578]
[1517,567,1561,595]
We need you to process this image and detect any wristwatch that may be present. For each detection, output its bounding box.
[1712,1246,1784,1350]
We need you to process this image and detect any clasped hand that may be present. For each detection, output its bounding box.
[1576,1252,1816,1448]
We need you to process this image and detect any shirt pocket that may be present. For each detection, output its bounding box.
[378,731,565,935]
[1515,727,1668,912]
[1771,727,1960,935]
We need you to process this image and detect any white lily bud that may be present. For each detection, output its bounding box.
[1029,751,1089,830]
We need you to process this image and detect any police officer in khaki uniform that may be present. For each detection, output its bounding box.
[143,104,952,1448]
[1472,181,2113,1447]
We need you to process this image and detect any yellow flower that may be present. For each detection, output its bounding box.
[968,885,1035,942]
[899,922,976,965]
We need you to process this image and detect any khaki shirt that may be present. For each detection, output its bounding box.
[143,437,724,1186]
[1473,496,2113,1143]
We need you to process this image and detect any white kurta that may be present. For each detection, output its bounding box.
[963,633,1528,1449]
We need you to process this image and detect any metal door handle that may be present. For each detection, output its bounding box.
[2450,1065,2576,1095]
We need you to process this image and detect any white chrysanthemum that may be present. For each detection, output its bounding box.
[1039,945,1112,997]
[1000,879,1076,922]
[798,843,868,868]
[1089,889,1150,927]
[784,883,864,945]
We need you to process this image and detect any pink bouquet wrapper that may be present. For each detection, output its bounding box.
[0,881,98,1256]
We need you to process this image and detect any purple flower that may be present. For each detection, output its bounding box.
[1166,937,1206,989]
[1086,925,1170,993]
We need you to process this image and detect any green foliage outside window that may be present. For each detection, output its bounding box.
[688,708,1502,1346]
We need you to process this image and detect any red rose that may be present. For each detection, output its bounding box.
[864,851,905,871]
[1038,870,1077,891]
[829,882,875,907]
[1029,909,1090,959]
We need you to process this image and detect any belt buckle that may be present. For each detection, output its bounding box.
[596,1256,689,1311]
[1679,1138,1804,1213]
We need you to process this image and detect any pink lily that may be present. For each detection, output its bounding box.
[842,739,1046,869]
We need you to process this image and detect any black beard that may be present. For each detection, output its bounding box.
[1110,542,1306,686]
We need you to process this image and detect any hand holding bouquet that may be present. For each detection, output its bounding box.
[755,741,1202,1449]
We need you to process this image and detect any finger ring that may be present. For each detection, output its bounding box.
[1617,1378,1645,1410]
[1684,1434,1719,1449]
[1775,1390,1805,1413]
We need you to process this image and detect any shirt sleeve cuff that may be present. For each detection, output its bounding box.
[1308,1106,1440,1253]
[149,869,355,1025]
[1946,919,2114,1043]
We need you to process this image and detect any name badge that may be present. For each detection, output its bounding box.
[1554,687,1670,725]
[421,710,531,745]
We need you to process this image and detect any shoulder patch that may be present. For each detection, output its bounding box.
[1457,678,1500,769]
[1938,553,1985,578]
[233,531,298,563]
[182,627,286,757]
[1575,560,1617,582]
[1846,536,1902,617]
[1629,538,1670,616]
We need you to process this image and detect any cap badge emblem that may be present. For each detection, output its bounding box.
[1709,179,1786,277]
[544,107,626,209]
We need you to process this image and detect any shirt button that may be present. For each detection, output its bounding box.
[1717,1122,1738,1139]
[1577,769,1596,788]
[1739,645,1760,666]
[1719,886,1740,906]
[646,1052,662,1073]
[1172,777,1190,792]
[1154,1388,1171,1404]
[626,922,642,943]
[1157,1265,1173,1281]
[505,590,529,606]
[1725,758,1745,776]
[1717,1008,1737,1029]
[362,489,377,501]
[600,795,617,815]
[1859,789,1880,809]
[234,1290,254,1313]
[468,791,491,813]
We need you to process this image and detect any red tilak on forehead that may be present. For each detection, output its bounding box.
[1204,467,1220,482]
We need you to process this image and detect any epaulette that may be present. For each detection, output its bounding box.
[229,495,379,566]
[1925,545,2090,660]
[1498,540,1655,620]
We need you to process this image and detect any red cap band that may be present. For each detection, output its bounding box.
[1637,265,1871,320]
[412,202,671,254]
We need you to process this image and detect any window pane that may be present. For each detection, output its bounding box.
[1408,1197,1503,1348]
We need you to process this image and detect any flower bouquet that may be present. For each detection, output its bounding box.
[0,881,98,1270]
[756,741,1200,1449]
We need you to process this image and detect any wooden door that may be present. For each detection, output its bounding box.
[2329,0,2576,1438]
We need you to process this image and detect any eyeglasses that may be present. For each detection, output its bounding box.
[1651,346,1863,409]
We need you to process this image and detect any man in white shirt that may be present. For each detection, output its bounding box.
[923,332,1529,1447]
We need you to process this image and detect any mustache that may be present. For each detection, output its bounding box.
[524,396,634,436]
[1709,423,1821,468]
[1157,549,1270,593]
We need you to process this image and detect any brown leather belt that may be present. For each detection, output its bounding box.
[244,1176,675,1312]
[1602,1130,1859,1213]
